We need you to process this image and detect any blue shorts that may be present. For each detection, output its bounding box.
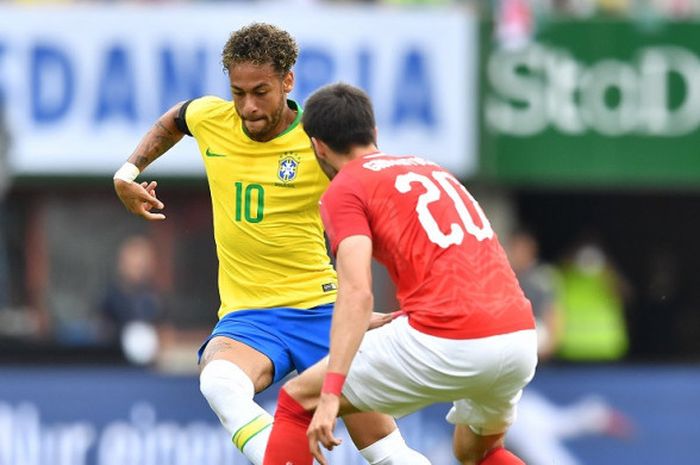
[197,304,334,384]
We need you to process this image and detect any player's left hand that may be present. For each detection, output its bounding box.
[114,178,165,221]
[141,181,159,199]
[307,393,342,465]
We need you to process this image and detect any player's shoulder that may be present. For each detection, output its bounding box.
[360,153,441,173]
[325,163,370,204]
[335,154,394,187]
[188,95,234,116]
[184,96,237,135]
[325,168,353,197]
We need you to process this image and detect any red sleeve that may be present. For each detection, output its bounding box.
[320,172,372,255]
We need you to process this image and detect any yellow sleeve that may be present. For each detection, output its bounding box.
[184,96,227,137]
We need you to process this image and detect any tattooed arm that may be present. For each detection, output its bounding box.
[127,102,185,171]
[113,102,187,221]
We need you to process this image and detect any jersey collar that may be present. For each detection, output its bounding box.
[240,99,302,141]
[276,99,302,139]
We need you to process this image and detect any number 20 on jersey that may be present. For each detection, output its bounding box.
[395,170,494,248]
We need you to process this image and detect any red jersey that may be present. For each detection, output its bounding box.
[320,153,535,339]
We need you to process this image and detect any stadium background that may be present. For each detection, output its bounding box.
[0,1,698,464]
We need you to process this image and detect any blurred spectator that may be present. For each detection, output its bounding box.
[543,0,597,16]
[381,0,452,4]
[527,0,700,19]
[656,0,698,18]
[555,236,631,361]
[100,235,162,365]
[508,227,562,357]
[596,0,631,15]
[495,0,535,49]
[506,229,634,465]
[0,95,11,312]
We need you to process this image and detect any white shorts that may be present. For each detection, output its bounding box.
[342,316,538,436]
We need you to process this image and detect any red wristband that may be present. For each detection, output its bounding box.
[321,372,346,396]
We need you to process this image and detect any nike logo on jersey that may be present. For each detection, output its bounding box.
[205,147,227,158]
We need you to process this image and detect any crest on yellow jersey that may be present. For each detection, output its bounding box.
[277,152,300,184]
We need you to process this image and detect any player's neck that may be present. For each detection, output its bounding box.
[345,144,379,162]
[272,103,299,138]
[327,144,379,174]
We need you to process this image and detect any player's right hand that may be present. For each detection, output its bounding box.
[114,179,166,221]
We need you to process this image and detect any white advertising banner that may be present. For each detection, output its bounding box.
[0,4,476,178]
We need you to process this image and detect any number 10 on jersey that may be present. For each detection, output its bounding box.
[234,182,265,223]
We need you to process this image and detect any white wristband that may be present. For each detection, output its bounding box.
[113,162,140,183]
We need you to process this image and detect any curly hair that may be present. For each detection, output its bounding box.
[221,23,299,76]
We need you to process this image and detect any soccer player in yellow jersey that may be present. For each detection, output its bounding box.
[113,23,430,465]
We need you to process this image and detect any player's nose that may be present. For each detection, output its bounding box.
[240,97,259,118]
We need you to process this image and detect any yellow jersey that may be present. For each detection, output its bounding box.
[183,96,337,319]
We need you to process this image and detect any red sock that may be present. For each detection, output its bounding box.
[478,447,526,465]
[263,388,315,465]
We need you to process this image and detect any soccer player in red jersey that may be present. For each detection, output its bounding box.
[262,82,538,465]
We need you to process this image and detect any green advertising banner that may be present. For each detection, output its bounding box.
[481,20,700,188]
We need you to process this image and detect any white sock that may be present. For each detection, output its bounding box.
[359,429,432,465]
[199,360,273,465]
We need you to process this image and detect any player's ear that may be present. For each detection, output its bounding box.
[373,127,379,145]
[310,137,323,157]
[311,137,331,159]
[283,71,294,94]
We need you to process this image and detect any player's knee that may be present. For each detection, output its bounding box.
[280,376,301,399]
[280,375,316,408]
[199,359,255,407]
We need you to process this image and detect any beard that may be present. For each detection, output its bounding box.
[243,98,286,142]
